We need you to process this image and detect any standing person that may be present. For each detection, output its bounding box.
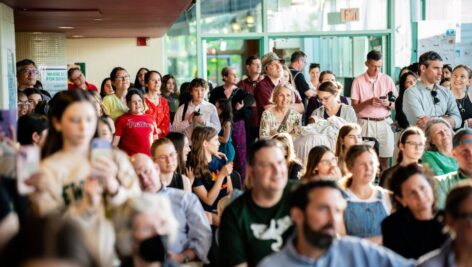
[151,138,192,192]
[103,67,131,121]
[238,55,263,146]
[382,164,448,259]
[441,64,453,81]
[218,139,296,266]
[351,50,397,171]
[403,51,461,129]
[173,78,221,142]
[417,181,472,267]
[379,127,425,188]
[395,71,417,130]
[342,144,391,245]
[144,70,171,138]
[113,89,158,156]
[29,90,140,217]
[161,74,180,122]
[258,181,414,267]
[215,99,235,162]
[67,67,98,91]
[16,59,51,100]
[308,63,321,90]
[133,67,149,94]
[288,51,316,106]
[450,65,472,127]
[187,126,233,225]
[210,67,249,179]
[100,77,114,99]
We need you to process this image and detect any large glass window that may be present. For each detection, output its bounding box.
[201,0,263,34]
[267,0,388,32]
[165,5,197,86]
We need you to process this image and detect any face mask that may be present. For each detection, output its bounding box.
[138,235,167,263]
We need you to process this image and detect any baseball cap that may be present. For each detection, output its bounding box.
[453,128,472,148]
[261,52,285,73]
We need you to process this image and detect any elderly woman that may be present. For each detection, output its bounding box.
[417,181,472,267]
[421,118,458,175]
[259,84,302,138]
[113,193,179,267]
[382,164,448,259]
[308,81,356,124]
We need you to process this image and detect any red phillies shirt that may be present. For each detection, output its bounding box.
[115,113,157,156]
[67,82,98,91]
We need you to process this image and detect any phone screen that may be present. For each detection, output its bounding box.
[17,145,40,195]
[90,138,112,161]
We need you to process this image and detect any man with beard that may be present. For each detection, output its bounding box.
[258,181,414,267]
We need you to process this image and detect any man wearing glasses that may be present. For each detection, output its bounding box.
[403,51,461,130]
[16,59,40,91]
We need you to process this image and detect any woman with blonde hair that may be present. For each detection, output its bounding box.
[259,84,302,138]
[335,123,363,175]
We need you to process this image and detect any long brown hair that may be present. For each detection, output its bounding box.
[301,145,331,180]
[397,126,425,164]
[335,123,361,174]
[188,126,218,179]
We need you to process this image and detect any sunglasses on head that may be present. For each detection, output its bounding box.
[431,90,440,105]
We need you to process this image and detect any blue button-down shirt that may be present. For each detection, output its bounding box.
[417,238,456,267]
[159,186,212,263]
[257,236,414,267]
[403,81,461,127]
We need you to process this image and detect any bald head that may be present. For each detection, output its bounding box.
[130,153,161,193]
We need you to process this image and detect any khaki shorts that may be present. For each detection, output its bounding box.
[358,118,394,158]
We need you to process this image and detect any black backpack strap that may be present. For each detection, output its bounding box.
[182,101,189,121]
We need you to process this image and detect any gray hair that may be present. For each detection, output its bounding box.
[424,117,453,151]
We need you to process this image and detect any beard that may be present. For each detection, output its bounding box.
[303,220,335,249]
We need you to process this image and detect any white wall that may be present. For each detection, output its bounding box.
[66,37,165,88]
[0,3,16,109]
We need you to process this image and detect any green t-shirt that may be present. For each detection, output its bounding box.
[218,180,297,267]
[422,150,458,176]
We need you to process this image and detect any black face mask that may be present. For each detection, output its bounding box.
[303,220,335,249]
[138,235,167,263]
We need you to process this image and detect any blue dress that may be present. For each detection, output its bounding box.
[218,126,235,162]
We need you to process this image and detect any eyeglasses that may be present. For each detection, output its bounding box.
[71,73,83,82]
[431,90,440,105]
[319,157,338,166]
[115,76,130,82]
[404,141,425,148]
[17,101,31,108]
[18,69,39,75]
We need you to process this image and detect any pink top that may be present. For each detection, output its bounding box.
[350,72,397,118]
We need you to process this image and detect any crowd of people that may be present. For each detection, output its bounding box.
[1,49,472,267]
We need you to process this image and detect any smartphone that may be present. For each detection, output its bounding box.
[91,138,112,161]
[379,96,387,100]
[17,145,40,195]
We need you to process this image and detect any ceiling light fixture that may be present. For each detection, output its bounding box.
[58,26,74,29]
[71,35,84,38]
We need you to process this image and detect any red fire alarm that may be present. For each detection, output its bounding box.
[137,37,149,46]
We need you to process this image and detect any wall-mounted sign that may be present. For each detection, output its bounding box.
[38,66,68,96]
[340,8,359,22]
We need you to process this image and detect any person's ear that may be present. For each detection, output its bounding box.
[290,207,304,226]
[52,117,61,132]
[420,64,427,73]
[31,131,40,145]
[395,195,407,207]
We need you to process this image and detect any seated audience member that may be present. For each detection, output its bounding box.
[335,124,363,175]
[382,164,448,259]
[29,90,140,216]
[113,89,158,156]
[100,77,114,98]
[97,115,114,143]
[395,71,417,130]
[421,118,457,176]
[259,84,302,138]
[307,81,356,124]
[173,78,221,141]
[341,144,391,244]
[17,92,29,117]
[380,127,425,188]
[113,193,180,267]
[403,51,461,129]
[442,64,452,80]
[417,181,472,267]
[133,67,149,93]
[450,65,472,127]
[305,70,350,125]
[144,70,171,138]
[218,139,297,267]
[0,214,100,267]
[24,88,44,115]
[301,145,341,181]
[258,181,414,267]
[103,67,131,121]
[166,132,192,176]
[151,138,192,192]
[161,74,180,122]
[434,128,472,209]
[129,154,212,264]
[273,133,303,180]
[17,114,48,147]
[67,67,98,91]
[188,126,233,225]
